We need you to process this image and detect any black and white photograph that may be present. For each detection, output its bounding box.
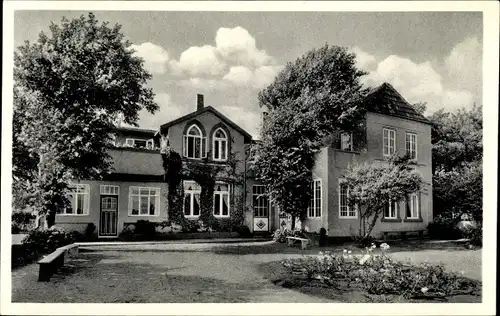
[1,1,498,315]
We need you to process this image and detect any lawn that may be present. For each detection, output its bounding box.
[11,240,482,303]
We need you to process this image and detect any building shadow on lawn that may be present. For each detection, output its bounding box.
[12,251,264,303]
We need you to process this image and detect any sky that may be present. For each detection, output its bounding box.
[14,11,483,138]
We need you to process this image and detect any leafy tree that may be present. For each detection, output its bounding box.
[412,102,427,115]
[13,13,158,226]
[428,104,482,222]
[254,44,368,228]
[429,104,482,173]
[340,156,424,239]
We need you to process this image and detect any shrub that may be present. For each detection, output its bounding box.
[12,210,36,232]
[134,220,156,239]
[427,215,463,240]
[273,227,306,243]
[13,227,75,268]
[72,223,98,242]
[12,223,21,234]
[233,225,252,237]
[463,224,482,247]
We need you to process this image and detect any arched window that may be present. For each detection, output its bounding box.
[212,128,228,161]
[183,124,206,159]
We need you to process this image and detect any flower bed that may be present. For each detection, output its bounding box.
[276,243,481,302]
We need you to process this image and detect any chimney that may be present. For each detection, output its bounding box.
[197,94,204,111]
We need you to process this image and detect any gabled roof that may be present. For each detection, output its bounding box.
[158,105,253,142]
[364,82,431,125]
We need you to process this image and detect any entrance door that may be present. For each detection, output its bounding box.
[252,185,270,232]
[100,196,118,237]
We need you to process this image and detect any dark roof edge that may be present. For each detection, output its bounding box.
[159,106,253,141]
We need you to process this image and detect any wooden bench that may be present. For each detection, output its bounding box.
[382,230,425,241]
[38,244,79,282]
[286,236,310,250]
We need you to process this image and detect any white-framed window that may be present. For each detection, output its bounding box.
[406,193,420,219]
[100,185,119,195]
[308,179,322,218]
[183,125,207,159]
[212,128,228,161]
[213,182,230,217]
[183,181,201,217]
[405,132,418,160]
[339,183,357,218]
[125,138,154,149]
[384,200,399,219]
[252,185,269,217]
[128,186,160,216]
[58,184,90,215]
[383,128,396,156]
[340,132,353,151]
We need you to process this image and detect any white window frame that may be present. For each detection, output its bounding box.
[339,184,357,218]
[384,200,398,219]
[183,125,207,159]
[100,185,119,196]
[340,132,353,151]
[308,179,322,218]
[383,128,396,157]
[405,132,418,160]
[252,185,269,218]
[212,128,228,161]
[183,180,201,217]
[125,138,154,149]
[128,186,160,216]
[213,182,230,217]
[59,184,90,216]
[406,193,420,219]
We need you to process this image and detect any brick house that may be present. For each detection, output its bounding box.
[55,83,432,239]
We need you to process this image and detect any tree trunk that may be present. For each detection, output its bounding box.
[363,210,380,239]
[291,215,296,230]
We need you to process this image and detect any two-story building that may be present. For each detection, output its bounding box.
[55,83,432,240]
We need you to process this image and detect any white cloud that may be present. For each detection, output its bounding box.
[179,77,231,91]
[176,45,227,77]
[217,105,262,138]
[168,26,278,81]
[357,46,478,113]
[215,26,272,68]
[129,42,169,75]
[138,92,190,129]
[223,65,283,89]
[352,46,377,71]
[445,37,482,95]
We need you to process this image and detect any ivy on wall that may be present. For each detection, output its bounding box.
[160,136,247,232]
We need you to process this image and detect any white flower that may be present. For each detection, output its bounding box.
[359,254,370,265]
[421,287,429,293]
[343,249,348,253]
[348,250,352,254]
[380,243,390,251]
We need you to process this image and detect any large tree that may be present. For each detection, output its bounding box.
[340,156,424,239]
[427,104,482,222]
[253,44,368,228]
[13,13,158,226]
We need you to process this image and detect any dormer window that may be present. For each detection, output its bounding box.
[183,124,207,159]
[125,138,154,149]
[212,128,228,161]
